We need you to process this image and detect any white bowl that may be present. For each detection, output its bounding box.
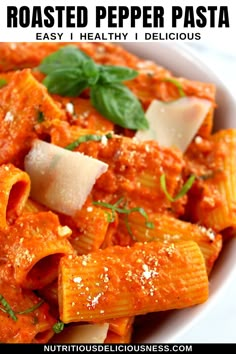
[120,42,236,343]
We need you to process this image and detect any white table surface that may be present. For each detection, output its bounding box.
[175,42,236,344]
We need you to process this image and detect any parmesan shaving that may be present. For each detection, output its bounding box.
[135,97,212,153]
[24,139,108,216]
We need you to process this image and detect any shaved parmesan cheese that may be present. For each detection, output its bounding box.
[24,139,108,216]
[52,323,109,343]
[135,97,212,153]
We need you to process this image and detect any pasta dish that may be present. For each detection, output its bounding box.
[0,42,233,343]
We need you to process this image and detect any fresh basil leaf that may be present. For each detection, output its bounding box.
[82,60,100,86]
[43,68,89,97]
[91,83,149,130]
[38,46,90,75]
[98,65,138,84]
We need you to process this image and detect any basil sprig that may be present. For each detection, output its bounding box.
[38,46,148,130]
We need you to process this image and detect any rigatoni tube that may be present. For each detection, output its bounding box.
[0,163,30,229]
[119,212,222,274]
[6,211,74,289]
[58,241,208,323]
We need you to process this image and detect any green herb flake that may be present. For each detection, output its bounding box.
[160,174,195,202]
[199,172,215,181]
[145,221,155,229]
[199,169,223,181]
[64,132,113,151]
[53,320,64,334]
[0,295,44,322]
[32,316,39,325]
[37,110,45,123]
[0,294,17,321]
[105,210,115,223]
[93,197,154,238]
[163,78,186,97]
[0,79,7,89]
[17,299,44,315]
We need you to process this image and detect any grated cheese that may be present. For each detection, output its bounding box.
[65,102,74,115]
[4,111,14,122]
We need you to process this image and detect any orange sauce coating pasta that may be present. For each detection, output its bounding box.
[0,41,229,344]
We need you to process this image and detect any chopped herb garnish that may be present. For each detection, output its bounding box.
[17,299,44,315]
[93,197,154,238]
[38,46,149,131]
[105,211,116,223]
[0,294,17,321]
[199,169,223,181]
[32,316,39,325]
[199,172,215,181]
[64,132,113,151]
[53,320,64,334]
[0,294,44,322]
[160,174,195,202]
[37,110,45,123]
[93,198,123,223]
[163,78,185,97]
[0,79,7,88]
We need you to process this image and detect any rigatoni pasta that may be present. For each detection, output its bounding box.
[185,129,236,233]
[4,211,74,289]
[58,241,208,323]
[0,163,30,229]
[117,212,222,274]
[0,68,65,166]
[0,41,232,343]
[60,203,111,255]
[107,316,135,337]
